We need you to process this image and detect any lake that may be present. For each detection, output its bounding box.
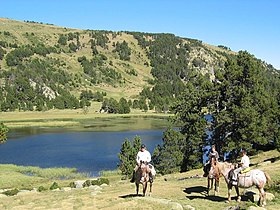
[0,118,169,176]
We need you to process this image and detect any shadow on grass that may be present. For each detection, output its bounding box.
[184,186,227,202]
[184,186,252,203]
[119,194,144,198]
[184,186,208,194]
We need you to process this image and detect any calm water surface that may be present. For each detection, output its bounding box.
[0,128,165,176]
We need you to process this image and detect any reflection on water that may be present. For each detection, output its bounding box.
[2,126,166,176]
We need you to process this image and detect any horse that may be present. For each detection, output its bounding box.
[210,161,270,207]
[204,157,221,195]
[134,161,154,196]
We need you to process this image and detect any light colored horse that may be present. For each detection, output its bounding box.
[206,161,221,196]
[210,161,270,207]
[204,158,221,195]
[134,162,154,196]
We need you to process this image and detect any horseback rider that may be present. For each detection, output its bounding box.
[130,144,153,183]
[231,148,250,185]
[203,145,219,177]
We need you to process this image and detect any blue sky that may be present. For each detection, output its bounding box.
[1,0,280,69]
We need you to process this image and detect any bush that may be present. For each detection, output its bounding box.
[50,182,60,190]
[99,178,109,185]
[38,186,47,192]
[2,188,19,196]
[91,180,100,185]
[83,180,92,187]
[91,178,109,186]
[69,181,76,188]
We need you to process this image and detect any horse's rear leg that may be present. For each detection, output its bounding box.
[258,187,266,207]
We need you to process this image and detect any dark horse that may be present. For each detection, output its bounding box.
[134,161,154,196]
[204,158,220,195]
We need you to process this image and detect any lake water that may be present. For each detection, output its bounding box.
[0,128,165,176]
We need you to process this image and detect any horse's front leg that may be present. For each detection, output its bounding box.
[149,182,153,196]
[214,178,219,196]
[143,182,147,196]
[207,178,210,195]
[235,186,241,202]
[227,184,233,203]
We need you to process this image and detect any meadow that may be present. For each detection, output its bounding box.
[0,150,279,209]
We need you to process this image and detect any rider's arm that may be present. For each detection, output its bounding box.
[136,152,141,165]
[146,151,151,163]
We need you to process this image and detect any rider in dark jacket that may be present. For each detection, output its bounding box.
[203,145,219,177]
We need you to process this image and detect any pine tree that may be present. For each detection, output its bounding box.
[118,136,142,178]
[153,128,186,174]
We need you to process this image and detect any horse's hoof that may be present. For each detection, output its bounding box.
[237,196,241,202]
[226,200,230,203]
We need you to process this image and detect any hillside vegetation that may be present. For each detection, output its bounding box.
[0,18,239,113]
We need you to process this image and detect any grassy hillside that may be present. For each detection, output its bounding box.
[0,18,235,101]
[0,150,279,209]
[0,18,153,100]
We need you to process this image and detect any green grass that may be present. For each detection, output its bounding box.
[0,108,173,130]
[0,164,87,189]
[0,150,279,209]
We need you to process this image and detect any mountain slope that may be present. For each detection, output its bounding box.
[0,18,276,112]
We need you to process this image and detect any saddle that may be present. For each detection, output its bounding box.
[240,167,251,174]
[239,168,251,179]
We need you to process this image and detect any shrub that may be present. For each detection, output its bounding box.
[91,180,100,186]
[69,181,76,188]
[50,182,60,190]
[99,178,109,185]
[38,186,47,192]
[2,188,19,196]
[83,180,92,187]
[91,178,109,186]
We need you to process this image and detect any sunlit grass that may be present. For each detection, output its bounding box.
[0,108,173,130]
[0,164,87,189]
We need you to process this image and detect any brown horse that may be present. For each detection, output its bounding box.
[204,157,220,195]
[210,161,270,207]
[207,161,221,196]
[135,161,154,196]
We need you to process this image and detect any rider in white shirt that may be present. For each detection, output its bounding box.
[136,146,151,165]
[130,144,153,183]
[232,148,250,185]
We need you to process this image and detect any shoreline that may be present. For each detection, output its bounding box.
[0,109,173,129]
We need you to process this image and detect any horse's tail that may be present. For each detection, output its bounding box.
[264,171,271,184]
